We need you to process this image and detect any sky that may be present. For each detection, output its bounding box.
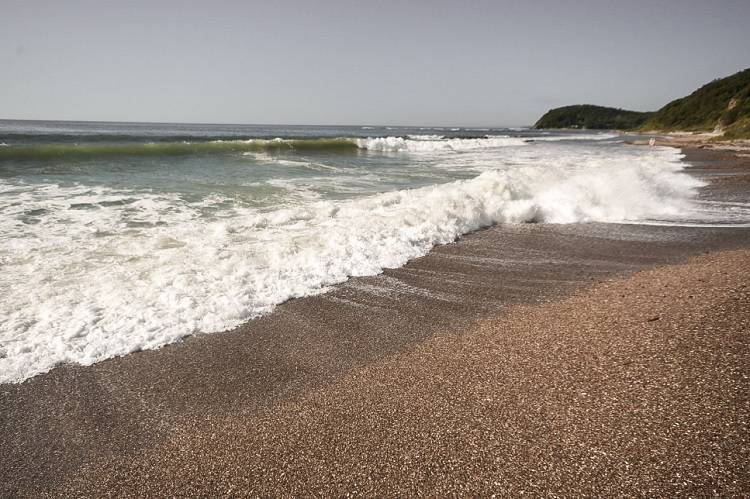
[1,0,749,127]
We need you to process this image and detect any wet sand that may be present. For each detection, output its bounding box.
[1,147,749,496]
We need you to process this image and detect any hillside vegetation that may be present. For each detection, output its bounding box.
[534,105,652,130]
[535,68,750,140]
[640,68,750,138]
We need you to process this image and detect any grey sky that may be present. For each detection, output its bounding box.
[2,0,748,126]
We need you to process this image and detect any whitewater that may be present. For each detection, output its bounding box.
[0,121,741,383]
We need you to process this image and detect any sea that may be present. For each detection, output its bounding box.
[1,120,748,383]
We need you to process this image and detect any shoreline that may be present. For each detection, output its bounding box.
[2,147,750,495]
[62,247,750,496]
[623,130,750,151]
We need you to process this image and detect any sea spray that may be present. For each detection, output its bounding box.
[0,142,705,383]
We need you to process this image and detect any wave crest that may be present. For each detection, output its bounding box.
[0,146,702,383]
[355,136,527,152]
[0,135,530,160]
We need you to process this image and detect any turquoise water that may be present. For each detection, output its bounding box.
[0,121,538,205]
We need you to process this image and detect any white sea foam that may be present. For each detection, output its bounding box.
[0,145,705,383]
[355,136,527,152]
[529,132,619,141]
[406,134,445,140]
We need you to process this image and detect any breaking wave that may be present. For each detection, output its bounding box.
[354,136,527,152]
[0,135,530,160]
[0,145,702,383]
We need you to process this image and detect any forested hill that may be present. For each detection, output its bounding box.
[640,68,750,139]
[534,105,652,130]
[534,68,750,139]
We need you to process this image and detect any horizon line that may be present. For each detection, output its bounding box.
[0,117,529,130]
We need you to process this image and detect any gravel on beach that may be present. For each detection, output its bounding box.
[1,146,749,497]
[58,249,750,497]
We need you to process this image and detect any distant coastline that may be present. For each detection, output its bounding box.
[536,67,750,141]
[534,104,652,130]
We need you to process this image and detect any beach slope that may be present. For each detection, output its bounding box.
[1,148,749,496]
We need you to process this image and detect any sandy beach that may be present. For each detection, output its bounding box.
[2,147,749,496]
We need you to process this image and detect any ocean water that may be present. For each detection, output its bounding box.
[0,120,746,383]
